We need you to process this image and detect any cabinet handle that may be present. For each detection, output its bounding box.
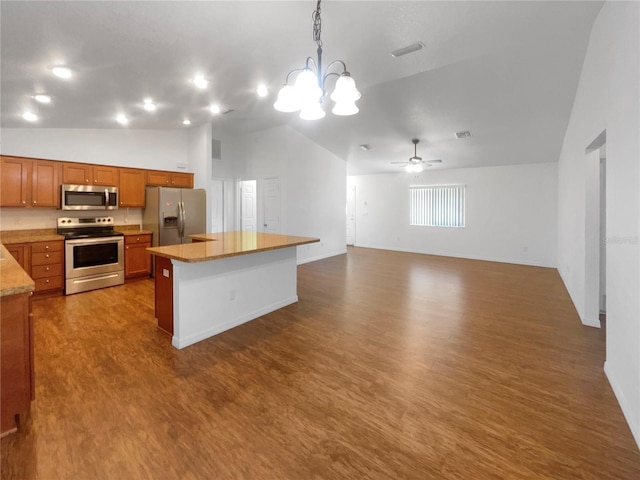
[33,200,37,204]
[45,267,50,271]
[126,246,129,250]
[45,245,49,249]
[45,254,50,258]
[86,179,89,183]
[94,179,97,183]
[45,279,50,284]
[136,237,140,241]
[22,200,26,204]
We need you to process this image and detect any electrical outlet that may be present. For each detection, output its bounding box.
[162,269,170,277]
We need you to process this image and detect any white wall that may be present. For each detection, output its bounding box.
[227,125,347,264]
[1,128,189,171]
[557,1,639,447]
[0,127,191,231]
[349,163,557,267]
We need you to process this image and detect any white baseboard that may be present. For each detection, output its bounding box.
[297,248,347,265]
[581,316,601,328]
[172,295,298,349]
[604,361,640,450]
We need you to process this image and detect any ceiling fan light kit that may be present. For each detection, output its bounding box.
[391,139,443,173]
[273,0,361,120]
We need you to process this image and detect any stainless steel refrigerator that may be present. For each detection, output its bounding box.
[143,187,207,246]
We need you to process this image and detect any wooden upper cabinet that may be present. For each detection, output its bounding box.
[31,160,60,208]
[62,163,92,184]
[147,170,193,188]
[0,156,59,208]
[63,163,118,186]
[0,156,30,207]
[93,166,118,186]
[146,170,171,186]
[119,168,146,208]
[170,172,193,188]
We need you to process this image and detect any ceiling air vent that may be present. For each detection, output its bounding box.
[360,144,372,151]
[455,130,472,139]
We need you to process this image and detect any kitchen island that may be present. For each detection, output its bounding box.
[147,231,319,349]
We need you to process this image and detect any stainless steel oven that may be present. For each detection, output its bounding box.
[57,217,125,295]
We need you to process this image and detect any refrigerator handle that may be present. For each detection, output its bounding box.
[178,201,185,238]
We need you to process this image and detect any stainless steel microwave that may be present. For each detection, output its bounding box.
[61,184,119,211]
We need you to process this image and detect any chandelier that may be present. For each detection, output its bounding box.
[273,0,361,120]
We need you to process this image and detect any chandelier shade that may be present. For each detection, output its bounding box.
[273,0,360,120]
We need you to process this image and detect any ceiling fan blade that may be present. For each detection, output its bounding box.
[423,159,443,164]
[390,161,408,164]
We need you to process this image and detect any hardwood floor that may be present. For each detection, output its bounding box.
[2,247,638,479]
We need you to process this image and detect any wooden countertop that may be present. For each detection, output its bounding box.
[0,229,63,245]
[0,244,35,297]
[147,231,320,263]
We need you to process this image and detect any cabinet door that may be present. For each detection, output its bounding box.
[31,160,60,208]
[0,156,30,207]
[6,244,29,272]
[62,162,92,184]
[93,166,118,186]
[119,168,146,207]
[1,292,32,435]
[125,242,151,278]
[170,172,193,188]
[146,170,170,186]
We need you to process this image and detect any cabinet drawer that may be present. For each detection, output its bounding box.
[31,251,63,266]
[31,263,63,279]
[125,234,152,245]
[31,241,63,253]
[34,275,63,292]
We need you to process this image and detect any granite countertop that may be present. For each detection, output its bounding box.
[147,231,319,263]
[115,225,153,236]
[0,229,64,245]
[0,244,35,297]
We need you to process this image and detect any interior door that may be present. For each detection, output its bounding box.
[263,177,281,234]
[180,189,207,242]
[346,185,356,246]
[240,180,257,232]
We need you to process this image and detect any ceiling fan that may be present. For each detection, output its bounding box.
[391,139,443,172]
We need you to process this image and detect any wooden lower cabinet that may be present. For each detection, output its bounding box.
[154,255,173,335]
[6,241,64,297]
[124,234,152,280]
[1,292,33,436]
[30,241,64,296]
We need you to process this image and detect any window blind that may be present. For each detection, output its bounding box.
[409,185,465,227]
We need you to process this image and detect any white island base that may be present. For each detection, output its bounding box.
[166,247,297,349]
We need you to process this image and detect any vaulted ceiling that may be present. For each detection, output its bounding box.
[1,1,603,174]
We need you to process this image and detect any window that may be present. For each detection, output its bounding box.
[410,185,465,227]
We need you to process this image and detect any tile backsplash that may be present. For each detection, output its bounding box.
[0,208,143,231]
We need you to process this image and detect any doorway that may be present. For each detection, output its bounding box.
[584,131,606,328]
[211,179,224,233]
[346,185,356,246]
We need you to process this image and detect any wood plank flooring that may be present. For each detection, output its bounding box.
[2,247,639,479]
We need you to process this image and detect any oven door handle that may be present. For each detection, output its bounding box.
[65,236,124,246]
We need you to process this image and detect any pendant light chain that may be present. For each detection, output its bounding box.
[312,0,323,48]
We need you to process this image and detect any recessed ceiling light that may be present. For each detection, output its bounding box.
[143,98,156,112]
[32,94,52,104]
[116,114,129,126]
[257,84,268,97]
[182,119,191,126]
[50,65,73,79]
[191,74,209,89]
[210,104,221,114]
[22,111,38,122]
[390,42,425,58]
